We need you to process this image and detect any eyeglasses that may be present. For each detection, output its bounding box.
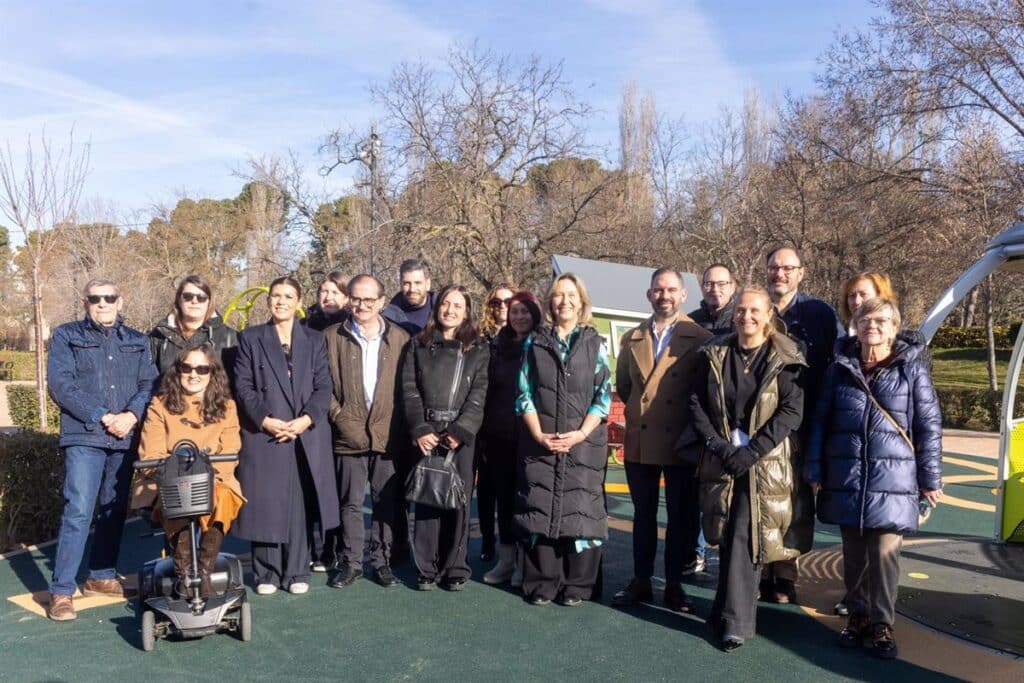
[177,362,212,375]
[180,292,209,303]
[85,294,119,304]
[768,265,801,274]
[488,298,512,308]
[702,280,733,291]
[349,296,381,308]
[856,316,893,329]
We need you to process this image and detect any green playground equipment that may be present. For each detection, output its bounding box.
[920,221,1024,542]
[223,286,305,331]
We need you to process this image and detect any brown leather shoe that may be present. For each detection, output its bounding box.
[81,578,129,598]
[48,593,76,621]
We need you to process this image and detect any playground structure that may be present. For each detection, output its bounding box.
[222,286,305,331]
[920,221,1024,543]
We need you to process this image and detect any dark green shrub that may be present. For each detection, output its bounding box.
[0,351,40,381]
[934,387,1024,431]
[0,430,64,550]
[930,325,1012,349]
[6,384,59,433]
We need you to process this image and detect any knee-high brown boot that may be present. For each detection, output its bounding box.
[197,526,225,598]
[169,527,194,597]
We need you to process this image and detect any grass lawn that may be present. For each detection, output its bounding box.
[931,347,1011,390]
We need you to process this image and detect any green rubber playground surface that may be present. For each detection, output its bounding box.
[0,453,1007,682]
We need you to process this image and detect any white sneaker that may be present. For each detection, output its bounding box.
[256,583,278,596]
[682,557,706,576]
[288,582,310,595]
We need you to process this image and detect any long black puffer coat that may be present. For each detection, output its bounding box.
[805,331,942,532]
[148,314,238,375]
[515,326,609,540]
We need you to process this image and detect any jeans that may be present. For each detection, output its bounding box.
[50,446,133,595]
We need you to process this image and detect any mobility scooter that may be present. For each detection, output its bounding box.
[134,439,251,650]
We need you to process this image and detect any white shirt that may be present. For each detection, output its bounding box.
[351,318,384,410]
[651,318,677,363]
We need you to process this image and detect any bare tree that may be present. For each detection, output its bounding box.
[0,131,90,429]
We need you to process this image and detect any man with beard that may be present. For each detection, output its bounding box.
[383,259,436,335]
[611,268,711,612]
[763,246,842,604]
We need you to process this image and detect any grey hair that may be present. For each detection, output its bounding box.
[852,297,901,330]
[81,278,120,298]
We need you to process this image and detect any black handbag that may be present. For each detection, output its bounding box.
[405,446,467,510]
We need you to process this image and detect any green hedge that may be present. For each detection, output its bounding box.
[930,324,1020,349]
[6,384,59,433]
[935,387,1024,432]
[0,430,64,551]
[0,351,40,381]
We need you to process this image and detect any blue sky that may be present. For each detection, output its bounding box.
[0,0,876,216]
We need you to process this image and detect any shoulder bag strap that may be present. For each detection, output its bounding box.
[866,391,914,453]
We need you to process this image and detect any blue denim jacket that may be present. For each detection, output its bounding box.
[47,315,159,449]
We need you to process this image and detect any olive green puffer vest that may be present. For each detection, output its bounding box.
[698,332,806,564]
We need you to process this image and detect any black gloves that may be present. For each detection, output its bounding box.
[705,435,732,459]
[722,446,760,477]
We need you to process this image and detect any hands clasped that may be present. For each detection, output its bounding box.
[101,412,137,439]
[533,430,585,454]
[262,415,313,443]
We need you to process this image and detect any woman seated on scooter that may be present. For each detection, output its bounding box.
[132,343,245,597]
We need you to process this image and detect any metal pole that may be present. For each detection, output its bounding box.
[368,128,378,277]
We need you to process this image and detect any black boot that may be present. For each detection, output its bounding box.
[197,526,224,599]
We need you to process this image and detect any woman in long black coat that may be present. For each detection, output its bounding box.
[232,276,340,595]
[401,284,489,592]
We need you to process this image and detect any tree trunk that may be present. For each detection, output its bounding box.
[32,261,48,430]
[963,287,978,328]
[985,275,998,393]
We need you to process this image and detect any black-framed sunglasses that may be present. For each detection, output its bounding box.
[488,298,512,308]
[85,294,119,304]
[177,362,212,375]
[180,292,210,303]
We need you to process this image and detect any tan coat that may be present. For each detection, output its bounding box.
[616,316,711,466]
[131,395,244,509]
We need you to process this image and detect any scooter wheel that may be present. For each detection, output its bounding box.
[238,601,252,642]
[141,610,156,652]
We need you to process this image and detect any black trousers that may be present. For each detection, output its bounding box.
[392,447,413,554]
[522,537,603,602]
[412,445,475,581]
[624,461,700,583]
[475,436,518,545]
[335,452,397,570]
[252,444,316,588]
[709,473,760,639]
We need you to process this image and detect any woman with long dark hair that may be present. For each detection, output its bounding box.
[133,344,244,597]
[149,274,238,375]
[481,291,542,585]
[231,276,339,595]
[689,285,806,652]
[400,284,489,591]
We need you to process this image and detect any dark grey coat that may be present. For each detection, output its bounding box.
[231,321,339,543]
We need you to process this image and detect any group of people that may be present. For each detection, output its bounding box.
[42,251,942,662]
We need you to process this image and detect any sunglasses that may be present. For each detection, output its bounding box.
[488,298,512,308]
[177,362,212,375]
[180,292,210,303]
[86,294,119,304]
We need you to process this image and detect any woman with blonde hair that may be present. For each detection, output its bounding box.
[515,272,612,606]
[688,285,806,651]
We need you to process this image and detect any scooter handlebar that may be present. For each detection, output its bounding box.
[132,453,239,469]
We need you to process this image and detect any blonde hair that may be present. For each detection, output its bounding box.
[839,271,897,323]
[734,285,782,337]
[546,273,593,327]
[852,297,901,331]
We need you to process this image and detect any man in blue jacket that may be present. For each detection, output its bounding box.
[46,278,158,621]
[764,246,843,604]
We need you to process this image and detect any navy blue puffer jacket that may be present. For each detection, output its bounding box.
[805,331,942,532]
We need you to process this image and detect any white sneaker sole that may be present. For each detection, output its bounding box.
[256,583,278,595]
[289,582,310,595]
